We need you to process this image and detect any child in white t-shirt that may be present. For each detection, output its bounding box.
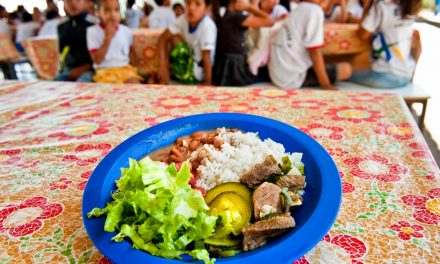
[157,0,217,85]
[350,0,421,88]
[38,10,59,37]
[87,0,141,83]
[346,0,364,23]
[149,0,176,29]
[125,0,144,28]
[260,0,289,20]
[321,0,347,22]
[269,0,352,89]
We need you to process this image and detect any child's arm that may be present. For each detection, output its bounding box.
[157,29,175,84]
[338,0,348,23]
[90,23,118,65]
[129,46,137,66]
[309,48,337,90]
[237,0,275,27]
[201,50,212,85]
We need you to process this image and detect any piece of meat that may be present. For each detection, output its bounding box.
[276,175,306,191]
[242,214,295,251]
[240,155,282,188]
[253,182,283,220]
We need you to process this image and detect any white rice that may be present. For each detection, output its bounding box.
[195,128,304,191]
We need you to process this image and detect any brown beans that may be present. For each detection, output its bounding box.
[201,136,215,144]
[231,128,239,132]
[170,147,180,156]
[214,139,223,148]
[170,154,182,163]
[208,132,217,137]
[191,131,206,138]
[192,161,200,169]
[178,147,185,152]
[175,138,183,145]
[189,140,200,151]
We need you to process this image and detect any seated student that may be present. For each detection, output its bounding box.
[38,10,60,37]
[87,0,141,83]
[149,0,176,29]
[125,0,144,29]
[173,3,185,18]
[346,0,366,23]
[139,4,154,28]
[157,0,217,85]
[15,13,39,52]
[212,0,275,86]
[321,0,347,23]
[350,0,422,88]
[55,0,98,82]
[269,0,352,90]
[0,5,10,37]
[260,0,289,20]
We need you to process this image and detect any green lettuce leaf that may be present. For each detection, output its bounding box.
[87,157,217,264]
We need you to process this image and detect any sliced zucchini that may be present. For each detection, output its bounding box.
[204,236,241,251]
[204,182,252,205]
[208,192,252,236]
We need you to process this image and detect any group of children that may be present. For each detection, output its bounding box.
[30,0,423,88]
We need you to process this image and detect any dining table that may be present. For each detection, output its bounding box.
[0,80,438,263]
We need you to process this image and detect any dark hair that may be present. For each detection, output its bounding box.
[143,4,153,16]
[399,0,422,18]
[172,3,184,9]
[211,0,229,26]
[127,0,136,8]
[46,9,59,20]
[17,5,25,12]
[22,12,33,22]
[185,0,211,6]
[155,0,165,6]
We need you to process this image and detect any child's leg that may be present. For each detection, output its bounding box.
[336,62,352,81]
[349,70,411,88]
[76,71,94,82]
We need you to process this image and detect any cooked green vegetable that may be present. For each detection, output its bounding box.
[87,157,217,264]
[278,156,292,175]
[204,182,252,205]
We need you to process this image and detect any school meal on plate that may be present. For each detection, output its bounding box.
[87,128,306,264]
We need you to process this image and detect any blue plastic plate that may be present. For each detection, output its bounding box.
[82,113,341,264]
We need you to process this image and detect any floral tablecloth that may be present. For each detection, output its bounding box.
[0,81,438,263]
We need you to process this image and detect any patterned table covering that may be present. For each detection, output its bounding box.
[0,81,438,264]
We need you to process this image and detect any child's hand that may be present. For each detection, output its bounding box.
[104,22,118,41]
[235,0,250,11]
[323,85,338,90]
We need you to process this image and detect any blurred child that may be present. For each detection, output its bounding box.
[157,0,217,85]
[125,0,144,28]
[149,0,176,29]
[39,10,60,37]
[321,0,347,22]
[0,5,10,37]
[139,4,154,28]
[269,0,352,89]
[260,0,288,20]
[55,0,98,82]
[346,0,366,23]
[212,0,274,86]
[15,12,39,51]
[87,0,141,83]
[33,7,44,25]
[350,0,422,88]
[173,3,185,18]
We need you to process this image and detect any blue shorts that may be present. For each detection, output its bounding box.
[349,70,411,89]
[54,67,93,82]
